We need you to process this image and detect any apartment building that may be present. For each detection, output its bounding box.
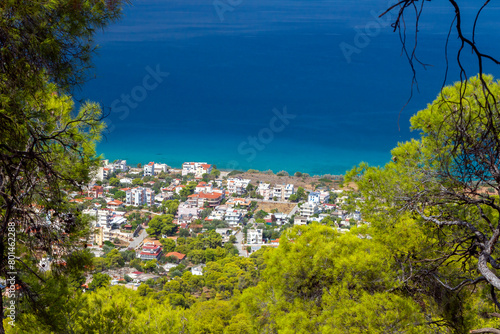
[225,209,244,226]
[182,162,213,178]
[300,202,319,217]
[126,187,155,206]
[144,162,155,176]
[247,229,263,244]
[227,178,251,196]
[257,182,271,200]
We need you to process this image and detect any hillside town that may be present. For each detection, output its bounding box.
[69,160,361,290]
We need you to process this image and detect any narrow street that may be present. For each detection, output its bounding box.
[127,229,148,250]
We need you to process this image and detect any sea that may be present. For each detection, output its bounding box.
[77,0,500,175]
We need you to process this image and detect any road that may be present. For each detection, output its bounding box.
[234,229,247,257]
[127,228,148,250]
[288,204,300,216]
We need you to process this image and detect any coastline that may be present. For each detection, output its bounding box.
[97,143,393,177]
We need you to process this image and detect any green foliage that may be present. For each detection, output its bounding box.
[318,178,332,183]
[114,190,126,200]
[130,258,143,272]
[162,199,179,215]
[146,214,177,237]
[109,177,120,187]
[254,210,268,220]
[105,249,124,268]
[89,273,112,291]
[92,257,107,272]
[202,219,229,231]
[342,75,500,333]
[160,238,177,253]
[132,178,143,186]
[122,249,136,262]
[103,240,115,248]
[143,260,158,273]
[179,181,197,197]
[296,187,306,200]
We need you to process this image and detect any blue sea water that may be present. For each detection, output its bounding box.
[78,0,500,175]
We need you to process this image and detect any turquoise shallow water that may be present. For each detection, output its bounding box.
[79,0,500,175]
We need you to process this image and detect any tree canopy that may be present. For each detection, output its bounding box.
[146,214,177,238]
[347,75,500,333]
[0,0,126,331]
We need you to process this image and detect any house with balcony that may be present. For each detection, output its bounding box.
[182,162,213,178]
[308,192,321,204]
[138,242,163,261]
[300,202,319,217]
[227,178,251,196]
[94,159,117,181]
[195,181,213,194]
[257,182,271,200]
[319,191,330,204]
[144,162,155,176]
[226,198,251,207]
[113,159,128,172]
[187,192,223,208]
[84,208,111,228]
[273,212,289,225]
[88,185,104,198]
[178,203,200,218]
[247,229,263,244]
[294,216,308,226]
[126,187,155,206]
[120,177,133,185]
[174,185,185,195]
[154,163,169,175]
[205,209,225,222]
[225,209,244,226]
[273,184,285,200]
[178,214,197,225]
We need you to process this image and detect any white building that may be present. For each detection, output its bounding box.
[83,209,111,228]
[154,163,169,175]
[273,184,285,200]
[273,213,289,225]
[272,184,294,201]
[319,191,330,204]
[308,192,321,204]
[257,183,271,200]
[300,202,319,217]
[126,187,155,206]
[144,162,155,177]
[225,209,244,226]
[195,182,213,194]
[191,264,205,276]
[113,160,128,172]
[120,177,133,185]
[247,229,263,244]
[227,178,251,196]
[178,203,200,219]
[206,210,225,222]
[294,216,308,226]
[94,159,117,181]
[182,162,213,178]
